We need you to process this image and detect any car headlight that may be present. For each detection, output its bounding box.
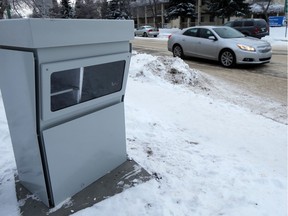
[237,44,256,52]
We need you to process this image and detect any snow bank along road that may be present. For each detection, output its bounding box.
[132,38,287,125]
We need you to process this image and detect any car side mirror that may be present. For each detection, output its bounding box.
[208,36,217,41]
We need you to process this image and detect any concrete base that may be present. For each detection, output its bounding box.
[15,159,151,216]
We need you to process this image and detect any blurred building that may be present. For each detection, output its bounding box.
[131,0,224,28]
[131,0,286,29]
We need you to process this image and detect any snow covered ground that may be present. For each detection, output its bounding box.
[0,27,287,216]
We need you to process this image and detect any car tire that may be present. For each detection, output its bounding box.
[143,32,148,37]
[219,49,235,67]
[173,45,184,58]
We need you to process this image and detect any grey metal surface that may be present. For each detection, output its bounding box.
[16,159,152,216]
[0,19,134,48]
[0,49,49,206]
[36,42,130,64]
[42,103,127,205]
[0,19,133,208]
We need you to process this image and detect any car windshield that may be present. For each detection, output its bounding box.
[213,27,245,38]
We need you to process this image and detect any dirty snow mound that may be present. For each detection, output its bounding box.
[129,52,200,86]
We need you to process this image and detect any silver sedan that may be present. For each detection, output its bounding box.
[135,26,159,37]
[168,26,272,67]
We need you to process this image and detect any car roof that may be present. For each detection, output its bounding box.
[230,18,266,21]
[182,25,230,30]
[178,26,234,34]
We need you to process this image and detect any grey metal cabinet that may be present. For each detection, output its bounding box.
[0,19,133,207]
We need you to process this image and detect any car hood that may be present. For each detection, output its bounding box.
[226,37,271,47]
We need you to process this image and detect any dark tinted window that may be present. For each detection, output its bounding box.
[183,28,198,37]
[81,61,125,103]
[256,20,267,27]
[199,28,214,39]
[244,21,254,26]
[51,68,81,111]
[233,21,242,27]
[50,61,125,111]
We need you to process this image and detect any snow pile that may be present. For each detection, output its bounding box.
[129,52,199,86]
[263,26,288,49]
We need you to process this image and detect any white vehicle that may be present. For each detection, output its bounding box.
[134,26,159,37]
[168,26,272,67]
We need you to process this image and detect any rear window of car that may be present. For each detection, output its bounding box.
[244,21,254,26]
[256,20,267,27]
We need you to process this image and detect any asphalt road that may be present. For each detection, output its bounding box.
[132,38,288,106]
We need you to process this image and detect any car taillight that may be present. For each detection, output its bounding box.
[253,27,260,34]
[168,35,172,40]
[148,29,152,32]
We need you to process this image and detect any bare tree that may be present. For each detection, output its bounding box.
[250,0,272,21]
[263,0,272,21]
[0,0,10,18]
[0,0,57,18]
[147,0,161,28]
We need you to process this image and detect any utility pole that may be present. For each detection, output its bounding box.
[7,4,11,18]
[197,0,201,26]
[42,0,47,17]
[285,0,288,37]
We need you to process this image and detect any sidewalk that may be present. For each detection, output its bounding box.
[272,42,288,54]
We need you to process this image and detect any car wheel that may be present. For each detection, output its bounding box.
[173,45,184,58]
[219,49,235,67]
[143,32,148,37]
